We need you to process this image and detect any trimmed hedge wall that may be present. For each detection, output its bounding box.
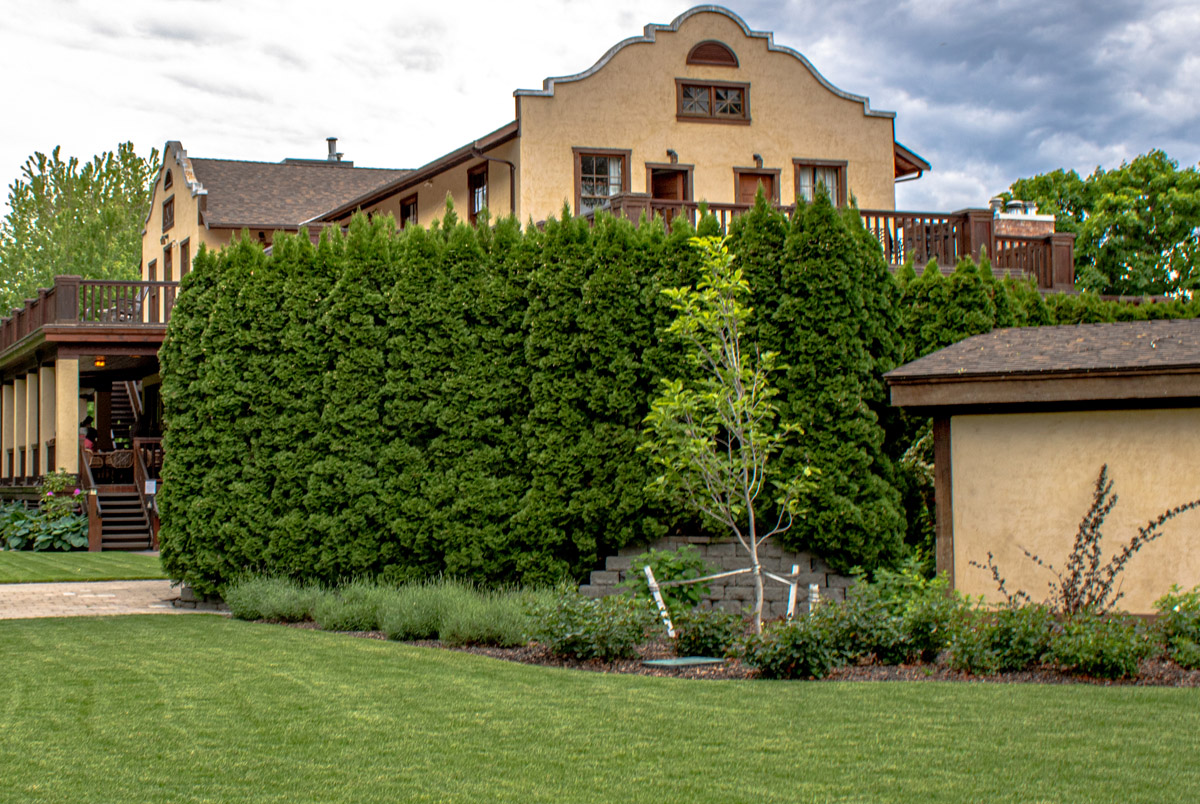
[159,198,1199,594]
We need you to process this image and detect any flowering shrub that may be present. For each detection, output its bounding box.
[530,590,653,661]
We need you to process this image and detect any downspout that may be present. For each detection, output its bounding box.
[470,145,516,219]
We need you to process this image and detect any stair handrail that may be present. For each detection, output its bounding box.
[124,380,144,423]
[132,437,160,549]
[79,442,102,551]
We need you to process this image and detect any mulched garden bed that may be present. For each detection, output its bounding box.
[282,622,1200,686]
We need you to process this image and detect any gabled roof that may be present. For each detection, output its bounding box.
[309,121,519,224]
[188,158,408,230]
[887,319,1200,409]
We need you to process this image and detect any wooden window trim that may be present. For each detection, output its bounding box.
[147,258,158,282]
[572,147,632,215]
[468,164,488,225]
[644,162,695,202]
[399,193,418,229]
[163,246,173,282]
[675,78,750,125]
[793,158,848,207]
[732,167,782,204]
[686,40,738,67]
[162,195,175,232]
[164,169,173,189]
[179,238,191,277]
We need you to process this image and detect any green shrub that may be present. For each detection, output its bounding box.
[743,615,840,680]
[223,576,324,622]
[312,579,395,632]
[949,604,1056,675]
[618,545,717,611]
[1048,611,1151,680]
[673,608,744,658]
[817,561,967,665]
[1153,585,1200,669]
[531,591,653,661]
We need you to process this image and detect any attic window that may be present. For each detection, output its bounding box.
[676,79,750,124]
[164,169,173,189]
[687,40,738,67]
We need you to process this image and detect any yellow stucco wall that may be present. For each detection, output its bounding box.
[951,409,1200,614]
[514,9,898,223]
[359,139,519,228]
[141,147,227,281]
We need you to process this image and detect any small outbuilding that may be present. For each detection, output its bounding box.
[886,318,1200,614]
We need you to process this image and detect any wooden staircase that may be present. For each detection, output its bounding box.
[97,487,153,550]
[109,382,138,445]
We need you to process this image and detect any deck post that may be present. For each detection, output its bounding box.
[12,376,26,480]
[1049,232,1076,291]
[53,275,81,323]
[955,208,995,264]
[54,357,79,476]
[0,382,11,480]
[25,371,39,479]
[39,364,56,473]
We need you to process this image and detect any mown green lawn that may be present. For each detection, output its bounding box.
[0,551,165,583]
[1,616,1196,803]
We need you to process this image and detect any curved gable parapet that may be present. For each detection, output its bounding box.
[513,4,895,120]
[143,141,207,228]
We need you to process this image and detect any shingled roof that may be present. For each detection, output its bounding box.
[889,319,1200,380]
[887,319,1200,409]
[189,159,408,229]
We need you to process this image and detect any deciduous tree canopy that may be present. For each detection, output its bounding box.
[0,143,159,312]
[1006,151,1200,297]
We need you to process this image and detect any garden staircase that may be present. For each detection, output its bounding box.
[109,382,138,445]
[97,488,153,551]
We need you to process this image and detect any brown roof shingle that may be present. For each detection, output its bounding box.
[887,318,1200,382]
[189,159,408,229]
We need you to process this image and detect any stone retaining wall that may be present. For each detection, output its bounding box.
[580,535,855,620]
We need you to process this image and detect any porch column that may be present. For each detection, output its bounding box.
[55,358,79,476]
[12,376,26,478]
[39,365,56,472]
[25,371,39,478]
[0,382,11,479]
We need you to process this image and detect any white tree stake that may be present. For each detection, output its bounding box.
[644,565,675,638]
[785,564,800,620]
[808,583,820,616]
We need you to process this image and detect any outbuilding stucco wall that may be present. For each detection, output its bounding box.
[951,408,1200,614]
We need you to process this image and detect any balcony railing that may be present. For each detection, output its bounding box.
[585,194,1076,291]
[0,276,179,354]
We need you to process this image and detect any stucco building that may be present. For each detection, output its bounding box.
[312,5,927,231]
[886,319,1200,614]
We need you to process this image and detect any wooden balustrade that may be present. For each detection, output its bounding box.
[0,275,179,354]
[132,437,163,549]
[584,195,1075,290]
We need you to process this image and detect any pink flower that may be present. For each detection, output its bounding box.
[73,489,82,496]
[46,491,54,497]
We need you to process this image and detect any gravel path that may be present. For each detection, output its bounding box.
[0,580,217,620]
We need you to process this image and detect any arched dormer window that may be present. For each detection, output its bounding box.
[164,169,173,189]
[687,40,738,68]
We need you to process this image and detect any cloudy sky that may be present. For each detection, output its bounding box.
[1,0,1197,216]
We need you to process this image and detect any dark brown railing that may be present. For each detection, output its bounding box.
[0,276,179,354]
[585,195,1075,290]
[133,436,163,549]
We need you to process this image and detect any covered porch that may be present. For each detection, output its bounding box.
[0,276,177,550]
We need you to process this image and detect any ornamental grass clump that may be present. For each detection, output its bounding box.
[439,587,547,648]
[378,578,476,641]
[312,579,397,632]
[223,576,324,623]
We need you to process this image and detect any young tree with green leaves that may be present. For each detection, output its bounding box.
[641,236,812,633]
[0,143,159,310]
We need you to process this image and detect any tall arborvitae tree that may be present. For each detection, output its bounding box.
[776,194,905,572]
[516,210,668,581]
[304,214,400,581]
[258,230,338,577]
[898,260,949,362]
[158,245,221,592]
